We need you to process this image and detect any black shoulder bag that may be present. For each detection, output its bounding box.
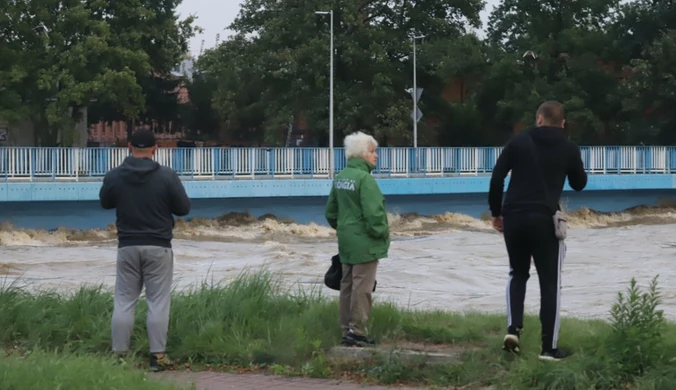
[324,254,377,292]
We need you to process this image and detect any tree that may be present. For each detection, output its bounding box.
[0,0,197,146]
[197,37,267,145]
[415,34,492,145]
[609,0,676,144]
[0,0,150,145]
[620,29,676,144]
[204,0,485,146]
[86,0,198,140]
[179,69,222,141]
[483,0,624,143]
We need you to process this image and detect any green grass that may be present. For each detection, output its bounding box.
[0,350,188,390]
[0,270,674,389]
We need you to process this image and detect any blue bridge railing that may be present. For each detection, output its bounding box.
[0,146,673,181]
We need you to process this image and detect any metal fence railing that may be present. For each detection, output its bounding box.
[0,146,672,181]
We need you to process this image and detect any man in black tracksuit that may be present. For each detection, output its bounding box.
[488,101,587,361]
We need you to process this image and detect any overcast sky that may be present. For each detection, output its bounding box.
[176,0,501,58]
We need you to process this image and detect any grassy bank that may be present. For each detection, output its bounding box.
[0,271,674,389]
[0,349,188,390]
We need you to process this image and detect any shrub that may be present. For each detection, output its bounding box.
[607,275,665,377]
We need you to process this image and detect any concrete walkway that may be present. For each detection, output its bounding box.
[159,371,423,390]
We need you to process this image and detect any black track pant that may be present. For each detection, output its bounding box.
[502,211,565,352]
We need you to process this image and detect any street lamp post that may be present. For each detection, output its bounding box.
[315,10,334,178]
[412,35,425,148]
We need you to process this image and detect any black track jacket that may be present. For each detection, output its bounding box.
[488,126,587,218]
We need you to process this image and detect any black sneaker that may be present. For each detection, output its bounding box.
[539,348,571,361]
[502,327,521,353]
[342,330,376,347]
[149,353,173,372]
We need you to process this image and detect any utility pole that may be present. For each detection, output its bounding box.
[315,10,334,178]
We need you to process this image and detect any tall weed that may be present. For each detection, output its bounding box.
[607,276,665,377]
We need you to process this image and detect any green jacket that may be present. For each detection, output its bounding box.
[325,157,390,264]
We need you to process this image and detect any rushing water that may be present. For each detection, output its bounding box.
[2,189,676,321]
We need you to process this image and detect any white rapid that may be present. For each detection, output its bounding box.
[2,221,676,321]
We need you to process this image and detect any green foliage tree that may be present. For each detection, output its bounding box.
[196,37,267,145]
[85,0,198,141]
[1,0,147,145]
[0,0,196,146]
[483,0,625,143]
[6,0,676,147]
[178,72,221,142]
[613,1,676,144]
[189,0,676,147]
[202,0,484,146]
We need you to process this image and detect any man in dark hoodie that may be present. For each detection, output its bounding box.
[99,129,190,372]
[488,101,587,362]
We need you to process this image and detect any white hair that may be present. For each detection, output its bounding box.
[343,131,378,159]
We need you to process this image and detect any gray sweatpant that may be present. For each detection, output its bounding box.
[111,245,174,354]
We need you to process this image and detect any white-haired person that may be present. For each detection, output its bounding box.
[325,131,390,347]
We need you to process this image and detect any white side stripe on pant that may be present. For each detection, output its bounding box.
[552,239,566,349]
[506,267,513,326]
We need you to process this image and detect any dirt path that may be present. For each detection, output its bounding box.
[158,371,423,390]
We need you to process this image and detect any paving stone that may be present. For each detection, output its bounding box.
[327,346,464,365]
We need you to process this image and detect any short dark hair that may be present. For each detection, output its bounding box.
[536,101,565,126]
